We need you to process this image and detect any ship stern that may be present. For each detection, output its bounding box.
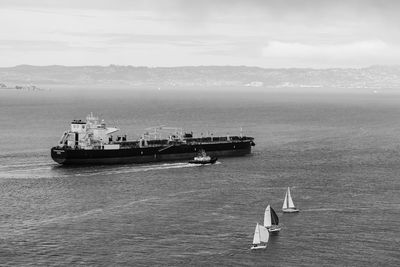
[51,147,67,164]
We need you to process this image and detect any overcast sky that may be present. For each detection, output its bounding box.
[0,0,399,68]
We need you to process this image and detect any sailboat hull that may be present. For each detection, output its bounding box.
[282,208,299,213]
[250,245,267,250]
[267,226,281,233]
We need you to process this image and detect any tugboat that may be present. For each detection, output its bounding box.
[188,150,218,164]
[51,113,255,165]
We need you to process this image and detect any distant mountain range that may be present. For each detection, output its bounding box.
[1,65,400,89]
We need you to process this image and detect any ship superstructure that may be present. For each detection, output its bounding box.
[58,113,120,150]
[51,114,255,165]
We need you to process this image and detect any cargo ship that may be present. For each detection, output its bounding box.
[51,113,255,165]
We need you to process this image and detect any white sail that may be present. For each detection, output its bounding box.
[259,225,270,243]
[264,205,272,227]
[287,187,295,208]
[282,190,288,209]
[253,223,261,244]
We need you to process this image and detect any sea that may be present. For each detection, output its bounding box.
[0,87,399,266]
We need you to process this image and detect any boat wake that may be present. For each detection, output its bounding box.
[79,161,220,177]
[80,162,200,177]
[0,162,50,170]
[0,159,58,179]
[303,204,400,212]
[0,160,220,179]
[302,208,351,212]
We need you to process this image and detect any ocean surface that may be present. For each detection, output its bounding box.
[1,88,399,266]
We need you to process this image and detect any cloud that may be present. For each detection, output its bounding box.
[0,40,70,50]
[0,1,400,67]
[262,40,400,68]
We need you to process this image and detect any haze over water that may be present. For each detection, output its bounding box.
[0,88,399,266]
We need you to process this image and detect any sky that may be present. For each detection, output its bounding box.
[0,0,399,68]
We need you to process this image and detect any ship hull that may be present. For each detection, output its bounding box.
[51,141,253,165]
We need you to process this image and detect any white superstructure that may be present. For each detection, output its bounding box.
[58,113,120,150]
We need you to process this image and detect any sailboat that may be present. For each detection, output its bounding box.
[282,187,299,213]
[264,205,281,233]
[250,223,269,250]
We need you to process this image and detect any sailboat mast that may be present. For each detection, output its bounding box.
[286,188,289,209]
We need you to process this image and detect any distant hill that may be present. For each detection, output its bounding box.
[1,65,400,89]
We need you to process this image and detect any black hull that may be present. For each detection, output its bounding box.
[51,140,253,165]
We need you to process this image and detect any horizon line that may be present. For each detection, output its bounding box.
[1,64,399,70]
